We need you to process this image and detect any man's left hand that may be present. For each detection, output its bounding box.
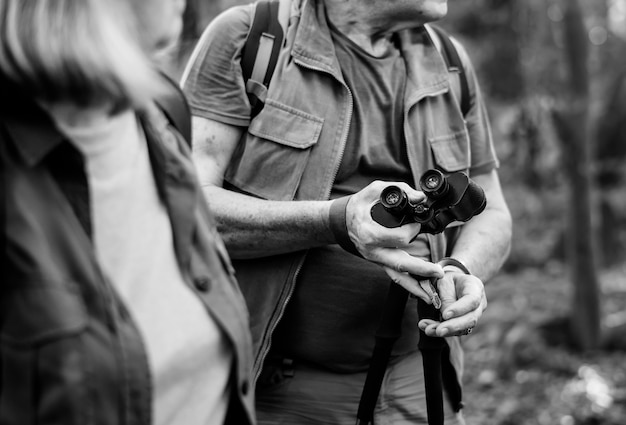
[417,271,487,337]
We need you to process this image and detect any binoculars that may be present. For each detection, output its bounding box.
[370,169,486,234]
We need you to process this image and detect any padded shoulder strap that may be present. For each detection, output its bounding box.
[427,25,471,117]
[154,72,192,147]
[241,0,288,118]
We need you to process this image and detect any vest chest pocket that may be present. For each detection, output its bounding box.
[428,130,471,173]
[225,100,324,201]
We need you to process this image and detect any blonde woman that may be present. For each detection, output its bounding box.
[0,1,255,424]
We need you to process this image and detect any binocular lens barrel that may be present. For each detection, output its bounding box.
[373,170,486,232]
[419,169,448,198]
[380,186,408,214]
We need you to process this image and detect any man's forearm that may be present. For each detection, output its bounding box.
[447,208,512,282]
[445,170,512,282]
[202,185,335,258]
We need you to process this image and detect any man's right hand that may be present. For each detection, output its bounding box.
[344,181,445,302]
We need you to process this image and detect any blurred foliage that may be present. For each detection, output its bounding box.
[439,0,626,271]
[464,265,626,424]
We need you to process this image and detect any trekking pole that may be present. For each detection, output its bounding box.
[359,169,487,425]
[356,281,409,425]
[417,295,446,425]
[355,280,446,425]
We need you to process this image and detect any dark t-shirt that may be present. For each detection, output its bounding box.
[329,27,411,198]
[272,24,429,373]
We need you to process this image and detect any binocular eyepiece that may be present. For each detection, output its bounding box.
[371,169,486,234]
[420,169,449,198]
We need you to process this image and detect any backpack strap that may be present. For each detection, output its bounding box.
[241,14,470,119]
[241,0,289,119]
[426,25,471,117]
[154,72,192,147]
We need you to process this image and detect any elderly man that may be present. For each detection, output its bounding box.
[182,0,512,423]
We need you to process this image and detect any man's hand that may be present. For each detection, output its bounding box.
[417,270,487,337]
[344,180,445,299]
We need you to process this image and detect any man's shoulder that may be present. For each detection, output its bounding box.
[181,4,258,127]
[192,3,259,67]
[206,3,256,33]
[422,25,479,90]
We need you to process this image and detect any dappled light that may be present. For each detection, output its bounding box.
[609,0,626,39]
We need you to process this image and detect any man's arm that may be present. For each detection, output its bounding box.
[445,169,512,282]
[192,115,445,295]
[192,116,337,257]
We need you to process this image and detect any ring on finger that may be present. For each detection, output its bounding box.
[460,327,473,336]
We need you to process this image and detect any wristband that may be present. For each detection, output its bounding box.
[329,196,363,258]
[438,257,471,275]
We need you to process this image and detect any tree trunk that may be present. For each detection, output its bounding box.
[595,72,626,266]
[552,0,601,351]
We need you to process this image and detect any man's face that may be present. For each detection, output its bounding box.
[129,0,186,52]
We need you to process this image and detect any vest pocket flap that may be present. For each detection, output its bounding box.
[2,285,88,346]
[248,100,324,149]
[429,130,470,172]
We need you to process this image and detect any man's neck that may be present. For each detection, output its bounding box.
[322,0,444,56]
[323,0,397,56]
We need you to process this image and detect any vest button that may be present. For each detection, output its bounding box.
[194,276,211,292]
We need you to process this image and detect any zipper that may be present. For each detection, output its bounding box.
[253,255,305,383]
[293,57,354,200]
[253,57,354,383]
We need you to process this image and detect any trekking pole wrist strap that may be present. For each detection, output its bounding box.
[438,257,471,275]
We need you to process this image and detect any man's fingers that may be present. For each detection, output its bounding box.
[437,274,458,312]
[419,274,488,337]
[438,274,484,320]
[432,312,480,336]
[441,292,482,320]
[418,311,481,337]
[374,248,444,279]
[384,267,432,303]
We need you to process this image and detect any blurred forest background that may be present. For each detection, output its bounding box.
[166,0,626,423]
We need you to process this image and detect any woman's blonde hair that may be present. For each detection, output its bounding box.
[0,0,168,108]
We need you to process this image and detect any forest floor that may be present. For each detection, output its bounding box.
[462,263,626,425]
